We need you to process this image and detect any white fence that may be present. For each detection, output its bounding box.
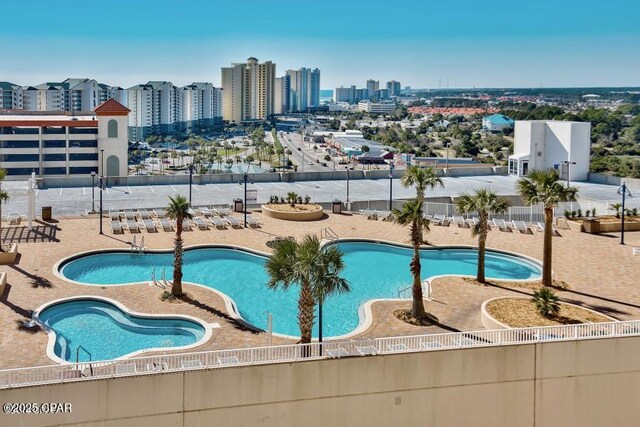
[1,320,639,390]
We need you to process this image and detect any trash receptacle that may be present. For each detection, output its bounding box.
[582,218,600,234]
[42,206,52,221]
[332,199,342,214]
[233,198,243,213]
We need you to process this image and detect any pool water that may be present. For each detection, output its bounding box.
[60,242,541,338]
[38,299,206,362]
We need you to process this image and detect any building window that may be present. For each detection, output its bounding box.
[43,127,65,134]
[69,127,98,134]
[1,154,39,162]
[5,168,39,175]
[44,167,66,175]
[44,140,66,148]
[69,153,99,161]
[0,140,39,148]
[44,153,66,161]
[107,119,118,138]
[69,140,98,148]
[522,161,529,176]
[69,166,98,174]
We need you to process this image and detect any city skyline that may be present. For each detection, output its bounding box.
[0,1,639,89]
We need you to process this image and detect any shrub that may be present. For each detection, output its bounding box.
[585,209,591,218]
[563,210,571,219]
[633,208,638,217]
[280,197,285,204]
[532,288,560,318]
[592,207,597,217]
[304,195,311,204]
[297,196,303,204]
[577,209,582,218]
[571,210,577,218]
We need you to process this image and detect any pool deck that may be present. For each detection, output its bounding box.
[1,211,639,369]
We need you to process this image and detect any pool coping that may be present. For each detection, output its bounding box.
[32,295,214,365]
[51,239,543,343]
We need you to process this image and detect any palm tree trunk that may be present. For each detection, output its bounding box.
[410,221,427,318]
[477,213,487,283]
[298,280,315,345]
[172,222,184,297]
[542,206,553,287]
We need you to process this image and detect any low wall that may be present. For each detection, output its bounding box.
[261,204,324,221]
[2,336,640,427]
[598,220,640,233]
[589,173,640,190]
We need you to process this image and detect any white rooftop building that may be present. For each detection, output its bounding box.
[508,120,591,181]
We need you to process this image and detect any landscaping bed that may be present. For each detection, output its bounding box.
[261,203,324,221]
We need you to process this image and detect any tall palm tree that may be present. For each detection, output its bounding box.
[0,169,9,249]
[165,195,192,297]
[392,199,431,319]
[401,165,443,242]
[517,170,577,287]
[455,189,510,283]
[265,234,350,344]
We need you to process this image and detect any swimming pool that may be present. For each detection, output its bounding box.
[58,241,541,338]
[35,298,208,362]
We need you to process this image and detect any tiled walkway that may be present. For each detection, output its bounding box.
[1,211,639,369]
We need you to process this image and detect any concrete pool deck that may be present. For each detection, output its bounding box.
[0,211,639,369]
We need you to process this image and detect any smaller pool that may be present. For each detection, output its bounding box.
[36,298,208,362]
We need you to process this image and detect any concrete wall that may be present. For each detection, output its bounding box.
[589,173,640,190]
[2,336,640,427]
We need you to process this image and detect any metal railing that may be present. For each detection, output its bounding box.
[1,320,639,390]
[320,227,339,241]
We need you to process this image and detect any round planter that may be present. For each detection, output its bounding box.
[261,204,324,221]
[481,296,617,330]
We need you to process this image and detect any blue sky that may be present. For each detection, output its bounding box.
[1,0,639,89]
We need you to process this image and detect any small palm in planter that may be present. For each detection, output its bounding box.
[532,288,560,318]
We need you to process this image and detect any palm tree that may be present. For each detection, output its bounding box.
[517,170,577,287]
[391,199,431,319]
[165,195,192,297]
[0,169,9,249]
[455,189,510,283]
[265,234,350,344]
[401,165,443,242]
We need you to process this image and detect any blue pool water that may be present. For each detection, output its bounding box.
[38,299,205,362]
[60,242,541,338]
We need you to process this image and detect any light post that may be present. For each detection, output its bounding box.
[388,162,395,211]
[346,165,350,205]
[617,182,632,245]
[90,171,96,213]
[562,160,576,188]
[99,149,104,235]
[444,141,450,169]
[188,163,194,206]
[243,166,253,228]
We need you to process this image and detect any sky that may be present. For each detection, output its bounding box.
[1,0,639,90]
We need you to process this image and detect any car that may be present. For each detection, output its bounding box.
[297,147,301,151]
[322,162,327,167]
[309,161,314,165]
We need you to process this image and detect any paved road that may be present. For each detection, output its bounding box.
[0,175,629,217]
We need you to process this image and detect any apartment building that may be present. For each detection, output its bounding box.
[357,101,397,114]
[221,57,276,123]
[366,79,379,101]
[0,99,130,178]
[386,80,401,97]
[283,68,321,113]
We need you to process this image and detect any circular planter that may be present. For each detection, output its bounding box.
[261,204,324,221]
[481,296,617,329]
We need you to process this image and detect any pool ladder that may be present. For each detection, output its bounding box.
[397,279,432,300]
[150,267,171,288]
[131,236,145,254]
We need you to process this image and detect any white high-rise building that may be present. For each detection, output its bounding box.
[180,83,222,129]
[386,80,401,97]
[285,68,321,112]
[221,57,276,123]
[366,79,380,101]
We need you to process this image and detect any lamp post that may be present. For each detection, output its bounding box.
[243,166,253,228]
[617,182,632,245]
[388,162,395,211]
[445,141,449,169]
[90,171,96,213]
[562,160,576,188]
[346,165,350,205]
[188,163,194,206]
[99,149,104,235]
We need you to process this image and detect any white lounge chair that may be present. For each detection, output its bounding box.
[358,209,375,219]
[138,208,151,220]
[216,208,231,216]
[181,219,192,230]
[199,208,213,217]
[217,356,240,366]
[124,209,135,221]
[533,222,561,236]
[154,209,167,218]
[492,218,511,232]
[109,210,120,221]
[465,217,478,227]
[209,216,227,229]
[146,362,168,372]
[126,220,140,233]
[632,247,640,255]
[111,220,123,234]
[159,218,173,232]
[181,360,203,369]
[453,216,468,228]
[377,210,393,221]
[512,220,532,234]
[193,216,209,230]
[7,213,21,225]
[432,214,450,226]
[142,219,157,233]
[225,216,242,229]
[245,215,260,227]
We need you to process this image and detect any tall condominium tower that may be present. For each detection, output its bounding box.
[386,80,401,97]
[283,67,321,113]
[366,79,380,101]
[221,57,275,123]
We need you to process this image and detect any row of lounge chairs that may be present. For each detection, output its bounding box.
[111,214,259,234]
[424,214,560,235]
[358,209,393,221]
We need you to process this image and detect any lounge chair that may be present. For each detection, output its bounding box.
[124,209,136,221]
[377,210,393,221]
[199,208,213,217]
[633,247,640,255]
[138,208,151,220]
[109,210,120,221]
[465,217,478,227]
[193,216,209,230]
[453,216,468,228]
[225,216,242,229]
[126,220,140,233]
[181,360,203,369]
[217,356,240,366]
[181,219,192,230]
[7,213,21,225]
[146,362,168,372]
[245,215,260,228]
[154,209,167,218]
[533,222,561,236]
[159,218,173,232]
[111,220,123,234]
[512,220,532,234]
[492,218,511,232]
[142,219,157,233]
[216,207,231,216]
[432,214,450,226]
[209,216,227,229]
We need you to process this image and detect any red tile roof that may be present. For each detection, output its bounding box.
[94,99,130,116]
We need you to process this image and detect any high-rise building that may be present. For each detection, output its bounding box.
[221,57,276,123]
[366,79,379,101]
[180,83,222,131]
[274,76,290,114]
[310,68,321,108]
[284,67,321,112]
[386,80,401,97]
[0,82,23,109]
